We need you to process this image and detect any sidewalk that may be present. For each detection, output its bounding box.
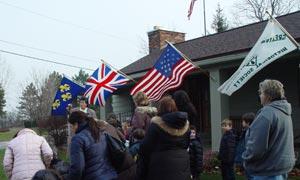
[0,141,8,149]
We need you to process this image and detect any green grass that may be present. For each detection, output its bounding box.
[0,128,20,142]
[57,148,69,162]
[0,149,8,180]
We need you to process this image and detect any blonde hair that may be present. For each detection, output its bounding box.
[133,91,149,106]
[221,119,232,127]
[259,79,285,101]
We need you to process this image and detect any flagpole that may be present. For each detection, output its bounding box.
[203,0,207,36]
[166,41,216,81]
[266,11,300,47]
[100,59,137,83]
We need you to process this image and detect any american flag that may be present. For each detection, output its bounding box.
[131,43,197,101]
[188,0,197,20]
[84,62,129,106]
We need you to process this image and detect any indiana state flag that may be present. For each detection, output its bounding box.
[51,76,85,116]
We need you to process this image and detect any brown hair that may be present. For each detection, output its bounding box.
[158,96,178,116]
[133,91,149,106]
[68,111,100,142]
[132,128,145,140]
[242,112,255,125]
[190,125,197,131]
[221,119,232,127]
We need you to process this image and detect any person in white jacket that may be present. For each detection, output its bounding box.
[3,128,53,180]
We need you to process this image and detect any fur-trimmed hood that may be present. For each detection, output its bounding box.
[151,114,189,136]
[135,106,157,117]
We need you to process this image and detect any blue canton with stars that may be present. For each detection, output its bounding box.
[154,44,183,77]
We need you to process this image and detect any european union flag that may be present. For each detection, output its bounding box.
[51,76,85,116]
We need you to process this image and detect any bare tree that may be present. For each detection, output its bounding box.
[234,0,300,22]
[0,56,12,89]
[138,36,149,56]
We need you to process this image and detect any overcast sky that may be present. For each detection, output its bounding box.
[0,0,237,111]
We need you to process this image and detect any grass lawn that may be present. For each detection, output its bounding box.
[0,128,21,142]
[0,149,7,180]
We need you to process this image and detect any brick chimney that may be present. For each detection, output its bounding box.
[148,26,185,53]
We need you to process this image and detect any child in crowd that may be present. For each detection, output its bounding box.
[189,125,203,180]
[235,112,255,179]
[218,119,237,180]
[129,128,145,161]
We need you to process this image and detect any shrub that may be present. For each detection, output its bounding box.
[37,116,68,146]
[203,150,220,173]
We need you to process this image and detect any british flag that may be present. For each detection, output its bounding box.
[131,43,197,101]
[84,62,129,106]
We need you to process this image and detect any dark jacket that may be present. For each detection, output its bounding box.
[242,100,295,176]
[218,129,236,165]
[189,135,203,177]
[68,122,117,180]
[234,128,247,165]
[129,140,142,159]
[136,112,191,180]
[131,106,157,132]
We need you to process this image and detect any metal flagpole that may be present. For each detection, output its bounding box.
[203,0,207,36]
[266,11,300,47]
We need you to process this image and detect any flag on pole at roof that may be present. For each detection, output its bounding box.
[218,16,299,96]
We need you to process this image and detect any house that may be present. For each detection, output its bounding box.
[106,11,300,151]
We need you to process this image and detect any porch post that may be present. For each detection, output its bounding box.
[209,68,229,151]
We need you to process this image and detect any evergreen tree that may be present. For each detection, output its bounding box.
[72,69,89,85]
[211,3,229,33]
[18,83,39,121]
[0,84,6,116]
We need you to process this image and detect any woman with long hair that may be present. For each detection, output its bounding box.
[173,90,199,131]
[136,96,191,180]
[68,111,117,180]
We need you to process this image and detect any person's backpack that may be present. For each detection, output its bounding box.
[105,133,136,180]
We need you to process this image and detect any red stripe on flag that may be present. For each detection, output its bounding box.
[147,60,189,99]
[150,61,194,101]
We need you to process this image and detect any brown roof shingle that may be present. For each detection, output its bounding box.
[122,11,300,75]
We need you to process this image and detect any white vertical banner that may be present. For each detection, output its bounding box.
[218,18,299,96]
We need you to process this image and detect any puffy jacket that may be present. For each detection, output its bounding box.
[218,129,236,164]
[3,128,53,180]
[131,106,157,132]
[136,112,190,180]
[68,122,117,180]
[189,135,203,177]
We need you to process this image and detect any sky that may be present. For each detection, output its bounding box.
[0,0,236,111]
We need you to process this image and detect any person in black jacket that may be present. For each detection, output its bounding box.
[189,125,203,180]
[173,90,199,131]
[136,96,191,180]
[218,119,236,180]
[68,111,117,180]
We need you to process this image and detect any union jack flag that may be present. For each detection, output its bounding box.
[131,43,197,101]
[84,62,129,106]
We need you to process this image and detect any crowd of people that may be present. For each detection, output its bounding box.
[2,79,296,180]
